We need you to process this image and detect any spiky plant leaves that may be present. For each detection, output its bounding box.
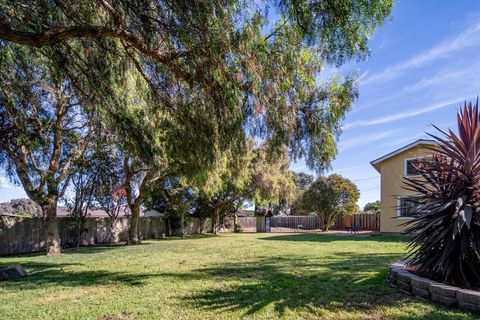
[403,99,480,289]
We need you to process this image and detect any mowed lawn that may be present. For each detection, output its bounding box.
[0,233,478,320]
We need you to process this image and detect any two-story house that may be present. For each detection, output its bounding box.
[370,139,437,233]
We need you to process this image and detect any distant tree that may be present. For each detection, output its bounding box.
[301,174,359,231]
[363,200,380,213]
[91,152,127,218]
[144,177,197,238]
[199,142,254,235]
[0,46,94,255]
[189,143,295,234]
[289,172,314,215]
[248,146,296,210]
[64,163,98,247]
[293,172,314,192]
[0,198,42,217]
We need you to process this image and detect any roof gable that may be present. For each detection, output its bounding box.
[370,139,437,172]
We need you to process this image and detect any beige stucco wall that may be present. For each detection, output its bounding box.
[377,144,434,233]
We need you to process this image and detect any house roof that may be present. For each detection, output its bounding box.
[370,139,437,172]
[236,210,254,217]
[56,205,145,217]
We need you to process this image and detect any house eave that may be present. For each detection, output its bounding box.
[370,139,438,172]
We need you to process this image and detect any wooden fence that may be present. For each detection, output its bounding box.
[223,216,257,231]
[0,216,211,256]
[228,213,380,232]
[334,213,380,231]
[237,217,256,230]
[270,215,322,230]
[1,213,380,255]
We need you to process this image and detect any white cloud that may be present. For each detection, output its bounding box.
[402,68,473,93]
[0,175,19,190]
[380,132,429,148]
[351,62,480,115]
[330,164,367,174]
[358,70,369,81]
[344,99,462,130]
[362,22,480,86]
[339,129,400,151]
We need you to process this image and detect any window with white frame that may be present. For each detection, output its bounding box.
[397,196,417,218]
[404,156,432,176]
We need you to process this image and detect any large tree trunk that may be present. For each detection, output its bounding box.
[127,204,141,244]
[212,206,221,235]
[233,212,238,226]
[42,202,61,255]
[180,211,185,239]
[323,214,334,232]
[167,217,172,237]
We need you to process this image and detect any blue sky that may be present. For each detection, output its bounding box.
[291,1,480,208]
[2,1,480,208]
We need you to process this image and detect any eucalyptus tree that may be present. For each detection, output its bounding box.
[0,46,95,255]
[247,145,296,211]
[0,0,393,175]
[0,1,393,247]
[201,145,254,235]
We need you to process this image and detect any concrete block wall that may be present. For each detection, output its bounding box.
[388,261,480,313]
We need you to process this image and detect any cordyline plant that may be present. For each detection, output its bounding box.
[403,100,480,289]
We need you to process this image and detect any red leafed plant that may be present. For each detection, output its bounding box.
[403,99,480,288]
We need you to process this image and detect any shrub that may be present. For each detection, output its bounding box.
[234,222,243,233]
[404,100,480,288]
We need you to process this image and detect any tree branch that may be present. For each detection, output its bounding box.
[0,24,191,67]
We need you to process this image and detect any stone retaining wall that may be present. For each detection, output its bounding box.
[388,261,480,313]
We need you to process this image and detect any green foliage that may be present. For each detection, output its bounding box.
[0,1,392,246]
[363,200,380,213]
[404,101,480,288]
[299,174,359,230]
[292,172,314,192]
[144,177,196,219]
[248,145,296,208]
[278,0,393,64]
[233,222,243,233]
[0,0,392,176]
[0,44,94,205]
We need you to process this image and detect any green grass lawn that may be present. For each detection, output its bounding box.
[0,233,478,320]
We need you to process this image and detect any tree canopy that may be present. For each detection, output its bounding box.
[0,0,392,253]
[363,200,380,213]
[0,0,393,173]
[299,174,359,230]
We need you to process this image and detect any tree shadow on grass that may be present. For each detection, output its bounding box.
[0,261,160,290]
[61,244,138,255]
[260,233,407,243]
[178,252,473,319]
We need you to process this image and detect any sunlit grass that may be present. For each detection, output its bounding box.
[0,233,477,319]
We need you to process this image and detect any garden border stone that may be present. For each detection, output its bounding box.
[388,260,480,313]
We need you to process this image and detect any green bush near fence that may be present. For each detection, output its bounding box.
[0,233,476,319]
